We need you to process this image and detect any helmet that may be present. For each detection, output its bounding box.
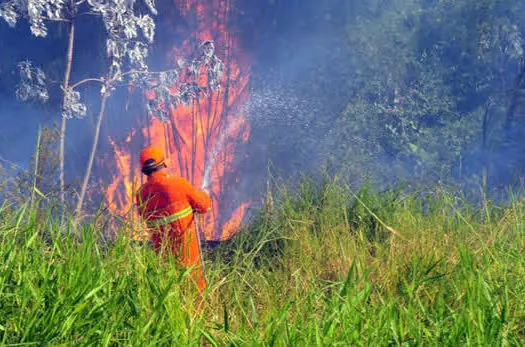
[139,146,165,173]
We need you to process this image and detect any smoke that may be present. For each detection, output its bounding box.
[0,15,108,186]
[2,0,525,216]
[234,3,360,193]
[238,0,525,200]
[0,97,38,169]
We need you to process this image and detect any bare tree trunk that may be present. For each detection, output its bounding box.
[30,128,42,213]
[76,91,109,217]
[191,102,197,184]
[60,19,76,207]
[481,101,492,192]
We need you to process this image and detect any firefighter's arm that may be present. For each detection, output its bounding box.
[183,179,212,213]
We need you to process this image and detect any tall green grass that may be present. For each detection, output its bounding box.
[1,179,524,345]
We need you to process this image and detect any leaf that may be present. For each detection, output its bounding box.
[408,143,419,153]
[34,186,46,199]
[144,0,157,15]
[62,87,87,119]
[0,2,20,27]
[15,61,49,103]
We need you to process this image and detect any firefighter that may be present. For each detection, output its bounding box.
[135,146,211,292]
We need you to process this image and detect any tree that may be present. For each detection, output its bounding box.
[332,0,524,185]
[75,39,224,216]
[234,0,525,191]
[0,0,77,205]
[1,1,224,217]
[1,0,160,212]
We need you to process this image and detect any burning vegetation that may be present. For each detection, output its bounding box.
[106,0,251,241]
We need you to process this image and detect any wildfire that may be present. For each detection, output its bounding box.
[105,0,251,241]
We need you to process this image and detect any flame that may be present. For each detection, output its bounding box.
[105,0,251,241]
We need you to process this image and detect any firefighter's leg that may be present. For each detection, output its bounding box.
[181,224,207,292]
[151,231,162,254]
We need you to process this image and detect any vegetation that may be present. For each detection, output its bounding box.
[247,0,525,191]
[0,0,223,215]
[1,178,524,345]
[2,1,525,344]
[1,0,159,206]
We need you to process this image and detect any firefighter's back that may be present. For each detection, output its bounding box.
[138,172,196,234]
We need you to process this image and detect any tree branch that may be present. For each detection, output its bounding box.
[70,78,104,89]
[120,68,180,79]
[40,16,70,23]
[103,68,180,89]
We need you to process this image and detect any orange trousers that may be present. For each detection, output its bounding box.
[151,222,206,292]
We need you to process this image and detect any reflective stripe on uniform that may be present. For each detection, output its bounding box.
[146,206,193,228]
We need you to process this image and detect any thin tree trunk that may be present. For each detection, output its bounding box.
[170,121,186,177]
[60,19,76,207]
[191,102,197,184]
[481,101,491,192]
[30,128,42,212]
[76,91,109,217]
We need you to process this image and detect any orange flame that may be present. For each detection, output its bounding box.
[106,0,251,241]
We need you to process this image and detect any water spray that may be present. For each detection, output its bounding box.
[194,120,240,271]
[201,120,240,190]
[195,119,243,254]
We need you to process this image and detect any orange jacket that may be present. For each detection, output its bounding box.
[136,171,211,291]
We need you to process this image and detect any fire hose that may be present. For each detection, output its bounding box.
[194,211,208,286]
[194,184,211,286]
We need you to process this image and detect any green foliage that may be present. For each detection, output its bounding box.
[244,0,525,191]
[324,0,525,185]
[1,178,525,344]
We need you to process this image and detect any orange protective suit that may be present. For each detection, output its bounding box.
[136,148,211,292]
